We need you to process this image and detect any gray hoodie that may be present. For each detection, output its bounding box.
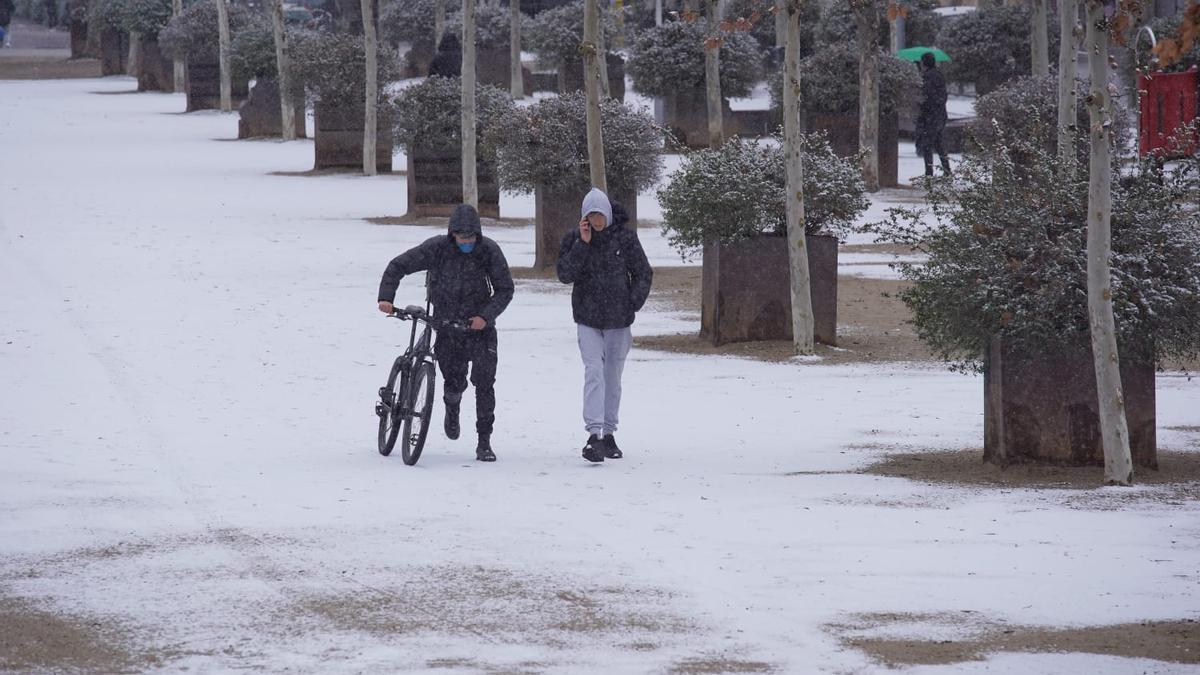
[580,187,613,225]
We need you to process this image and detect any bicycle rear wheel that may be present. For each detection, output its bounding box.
[401,360,437,465]
[377,358,405,456]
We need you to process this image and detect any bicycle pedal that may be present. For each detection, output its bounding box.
[375,402,388,417]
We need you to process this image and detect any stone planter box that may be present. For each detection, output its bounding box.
[533,183,639,269]
[662,86,738,149]
[314,103,393,172]
[99,29,128,76]
[404,41,436,78]
[557,54,625,102]
[729,109,772,138]
[405,150,500,219]
[185,62,249,112]
[137,39,175,92]
[475,45,534,96]
[530,71,557,93]
[700,233,837,346]
[806,109,899,188]
[70,13,90,58]
[237,79,307,139]
[983,339,1157,468]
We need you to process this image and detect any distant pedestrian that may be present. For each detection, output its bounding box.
[0,0,14,47]
[556,188,653,463]
[429,32,462,78]
[915,51,952,178]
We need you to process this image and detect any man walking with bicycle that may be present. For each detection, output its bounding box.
[377,204,514,462]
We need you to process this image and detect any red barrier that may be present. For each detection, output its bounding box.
[1138,68,1199,158]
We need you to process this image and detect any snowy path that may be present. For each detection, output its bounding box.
[1,78,1198,674]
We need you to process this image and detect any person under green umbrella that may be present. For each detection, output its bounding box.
[915,51,952,178]
[896,46,951,64]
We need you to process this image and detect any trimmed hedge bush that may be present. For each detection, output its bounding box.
[627,18,761,98]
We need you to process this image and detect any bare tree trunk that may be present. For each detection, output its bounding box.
[595,0,610,98]
[774,0,786,50]
[1031,0,1050,76]
[126,32,142,77]
[656,0,663,26]
[783,0,813,355]
[462,0,479,206]
[510,0,523,98]
[270,0,296,141]
[583,0,607,190]
[1056,0,1077,168]
[704,0,723,147]
[684,0,698,13]
[362,0,378,174]
[1084,0,1133,486]
[852,0,880,192]
[216,0,233,112]
[172,0,185,92]
[435,0,446,48]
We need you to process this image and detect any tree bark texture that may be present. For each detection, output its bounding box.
[271,0,297,141]
[783,0,814,355]
[172,0,185,92]
[1084,0,1133,486]
[510,0,523,98]
[435,0,446,48]
[583,0,607,191]
[216,0,233,112]
[362,0,379,174]
[852,0,881,192]
[462,0,479,206]
[1057,0,1077,168]
[704,0,723,147]
[127,32,142,78]
[595,0,610,98]
[1031,0,1050,76]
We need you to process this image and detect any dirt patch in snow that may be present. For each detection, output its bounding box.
[0,594,161,673]
[859,448,1200,504]
[0,51,102,79]
[667,657,776,673]
[366,215,536,228]
[829,611,1200,667]
[634,267,933,365]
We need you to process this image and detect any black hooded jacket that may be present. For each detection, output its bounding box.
[915,64,949,151]
[377,205,515,325]
[556,203,653,330]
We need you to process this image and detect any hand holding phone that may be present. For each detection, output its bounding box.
[579,218,592,244]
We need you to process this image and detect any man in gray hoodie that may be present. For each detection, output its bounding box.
[556,188,653,462]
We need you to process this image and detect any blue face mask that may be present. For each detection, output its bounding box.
[457,242,476,254]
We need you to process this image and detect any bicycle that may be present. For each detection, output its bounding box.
[375,303,467,465]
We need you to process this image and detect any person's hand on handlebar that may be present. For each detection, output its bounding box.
[468,316,487,331]
[378,301,394,314]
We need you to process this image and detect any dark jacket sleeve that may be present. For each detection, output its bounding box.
[624,232,653,312]
[479,241,515,323]
[377,238,439,303]
[556,231,588,284]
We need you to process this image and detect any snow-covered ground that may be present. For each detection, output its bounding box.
[1,77,1198,674]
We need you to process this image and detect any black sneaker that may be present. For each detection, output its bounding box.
[475,434,496,462]
[581,434,605,463]
[444,396,461,440]
[603,434,623,459]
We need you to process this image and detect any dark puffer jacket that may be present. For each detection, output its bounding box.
[556,203,653,330]
[377,206,514,325]
[915,65,949,154]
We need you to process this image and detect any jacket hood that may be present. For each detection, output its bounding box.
[580,188,613,227]
[448,204,482,237]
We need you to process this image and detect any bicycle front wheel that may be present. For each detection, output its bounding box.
[401,360,437,466]
[377,358,405,456]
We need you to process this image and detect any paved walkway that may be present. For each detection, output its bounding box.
[0,19,100,79]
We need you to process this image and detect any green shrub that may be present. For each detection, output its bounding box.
[120,0,172,36]
[769,42,920,115]
[487,91,663,197]
[525,0,618,68]
[936,4,1058,94]
[290,30,402,105]
[379,0,438,48]
[1133,14,1200,73]
[627,18,761,98]
[390,76,515,161]
[657,135,868,257]
[158,0,260,63]
[814,0,940,51]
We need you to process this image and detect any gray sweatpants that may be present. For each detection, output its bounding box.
[576,324,633,436]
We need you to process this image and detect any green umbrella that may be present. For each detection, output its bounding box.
[895,46,951,63]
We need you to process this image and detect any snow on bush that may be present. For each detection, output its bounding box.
[379,0,439,48]
[814,0,941,52]
[488,92,663,197]
[1132,13,1200,72]
[869,139,1200,372]
[935,4,1059,94]
[769,42,920,115]
[444,2,524,50]
[159,0,260,63]
[390,75,515,161]
[657,134,868,258]
[627,19,760,98]
[525,0,618,69]
[119,0,173,37]
[289,31,402,106]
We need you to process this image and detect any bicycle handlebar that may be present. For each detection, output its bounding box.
[387,306,471,332]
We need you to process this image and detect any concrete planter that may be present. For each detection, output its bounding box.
[405,150,500,219]
[137,39,174,92]
[237,79,307,139]
[403,41,436,78]
[700,233,838,346]
[662,86,737,149]
[983,339,1157,467]
[313,102,393,172]
[533,183,639,269]
[556,54,625,102]
[185,62,249,112]
[806,109,900,188]
[475,45,534,96]
[99,29,128,76]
